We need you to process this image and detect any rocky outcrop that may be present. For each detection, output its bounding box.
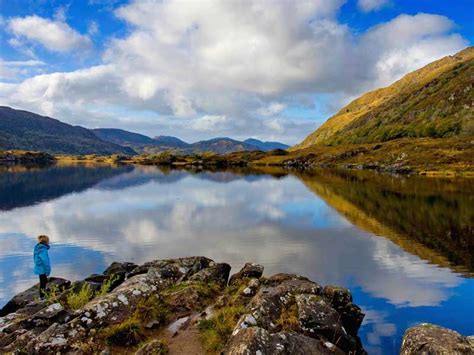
[0,277,70,317]
[225,273,365,354]
[0,257,366,354]
[401,323,474,354]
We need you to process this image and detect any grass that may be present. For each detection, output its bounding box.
[66,283,95,310]
[275,298,300,332]
[198,305,246,353]
[95,276,117,297]
[100,315,146,346]
[42,283,61,304]
[99,295,171,347]
[135,295,171,326]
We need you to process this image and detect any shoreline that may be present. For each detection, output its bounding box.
[1,135,474,178]
[1,257,472,354]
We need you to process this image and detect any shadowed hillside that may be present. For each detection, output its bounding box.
[0,107,136,155]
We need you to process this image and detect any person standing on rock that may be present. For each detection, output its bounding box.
[33,235,51,299]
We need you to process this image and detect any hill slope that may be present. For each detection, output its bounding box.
[93,128,289,154]
[189,137,259,154]
[294,47,474,149]
[92,129,189,154]
[0,107,135,155]
[243,138,289,151]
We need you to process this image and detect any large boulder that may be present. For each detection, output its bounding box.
[224,327,344,355]
[400,323,474,354]
[224,273,365,354]
[188,262,231,285]
[229,263,264,285]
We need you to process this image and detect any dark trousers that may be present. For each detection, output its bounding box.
[39,274,48,298]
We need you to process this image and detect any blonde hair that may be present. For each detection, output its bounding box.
[37,235,50,244]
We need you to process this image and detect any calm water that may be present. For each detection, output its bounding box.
[0,164,472,354]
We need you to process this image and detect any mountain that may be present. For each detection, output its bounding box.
[189,137,259,154]
[0,107,135,155]
[243,138,289,151]
[154,135,189,148]
[294,47,474,150]
[94,128,289,154]
[92,129,188,154]
[92,128,156,145]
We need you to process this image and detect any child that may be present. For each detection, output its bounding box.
[33,235,51,299]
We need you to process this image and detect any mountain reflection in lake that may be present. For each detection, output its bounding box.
[0,164,472,354]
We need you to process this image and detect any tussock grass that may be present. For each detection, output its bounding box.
[100,315,145,346]
[67,283,94,310]
[198,305,246,353]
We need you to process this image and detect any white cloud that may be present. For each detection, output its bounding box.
[359,14,467,88]
[0,59,45,80]
[358,0,390,12]
[88,21,99,36]
[0,1,469,142]
[7,15,92,53]
[192,115,229,132]
[257,102,287,117]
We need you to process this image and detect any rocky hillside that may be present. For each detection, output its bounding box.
[295,47,474,149]
[0,257,367,354]
[0,107,135,156]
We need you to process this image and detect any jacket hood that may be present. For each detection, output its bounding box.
[35,242,50,250]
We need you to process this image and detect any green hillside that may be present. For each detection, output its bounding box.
[294,47,474,149]
[0,107,135,155]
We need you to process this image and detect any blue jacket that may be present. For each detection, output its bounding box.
[34,243,51,276]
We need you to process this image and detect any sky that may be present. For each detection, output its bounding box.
[0,0,472,144]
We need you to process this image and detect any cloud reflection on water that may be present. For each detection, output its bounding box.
[0,165,471,354]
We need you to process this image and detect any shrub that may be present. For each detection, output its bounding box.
[42,283,61,304]
[135,295,171,325]
[198,305,246,352]
[100,315,145,346]
[96,276,117,298]
[67,283,94,310]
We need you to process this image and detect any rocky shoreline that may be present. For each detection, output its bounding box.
[0,257,472,354]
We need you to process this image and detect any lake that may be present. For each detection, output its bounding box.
[0,163,472,354]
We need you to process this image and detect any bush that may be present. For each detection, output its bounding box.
[67,283,94,310]
[96,276,117,298]
[198,305,246,352]
[43,283,61,304]
[135,295,171,325]
[100,315,146,346]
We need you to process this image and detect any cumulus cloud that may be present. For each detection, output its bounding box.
[7,15,92,53]
[0,1,469,142]
[358,0,390,12]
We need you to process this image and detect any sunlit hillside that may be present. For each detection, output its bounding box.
[294,47,474,149]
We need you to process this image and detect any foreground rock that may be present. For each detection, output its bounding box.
[401,323,474,354]
[0,257,368,354]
